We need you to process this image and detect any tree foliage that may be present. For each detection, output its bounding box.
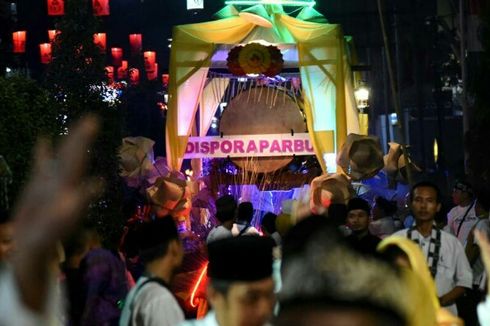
[466,5,490,204]
[45,0,125,247]
[0,76,59,208]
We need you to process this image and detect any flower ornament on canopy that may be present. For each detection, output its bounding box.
[227,43,283,77]
[238,43,271,74]
[226,45,245,76]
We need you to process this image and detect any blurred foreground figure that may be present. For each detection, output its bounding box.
[277,215,408,326]
[475,230,490,326]
[181,236,275,326]
[377,236,463,326]
[0,116,99,325]
[0,211,14,263]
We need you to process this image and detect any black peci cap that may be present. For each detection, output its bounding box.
[207,236,274,282]
[347,197,371,215]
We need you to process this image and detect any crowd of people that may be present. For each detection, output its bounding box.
[1,116,490,326]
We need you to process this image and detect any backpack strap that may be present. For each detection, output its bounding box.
[238,224,250,236]
[456,200,476,237]
[126,276,170,325]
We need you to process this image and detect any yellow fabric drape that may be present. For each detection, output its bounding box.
[166,17,255,170]
[199,78,230,137]
[166,11,359,172]
[378,236,463,326]
[276,14,357,172]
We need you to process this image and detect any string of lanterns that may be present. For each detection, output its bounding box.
[10,0,170,87]
[47,0,110,17]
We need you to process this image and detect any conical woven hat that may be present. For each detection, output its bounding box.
[337,133,384,180]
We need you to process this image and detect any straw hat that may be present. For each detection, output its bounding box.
[310,173,355,214]
[146,176,187,216]
[119,137,155,188]
[383,142,422,185]
[383,142,402,188]
[337,134,384,181]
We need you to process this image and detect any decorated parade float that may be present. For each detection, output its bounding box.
[118,0,420,317]
[163,0,363,220]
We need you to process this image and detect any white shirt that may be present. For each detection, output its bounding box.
[471,218,490,290]
[447,202,478,245]
[393,228,473,315]
[0,266,63,326]
[231,223,260,237]
[180,311,272,326]
[120,276,184,326]
[180,311,219,326]
[369,217,396,238]
[206,225,233,244]
[478,295,490,326]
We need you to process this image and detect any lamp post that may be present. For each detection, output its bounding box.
[354,83,370,135]
[354,84,370,112]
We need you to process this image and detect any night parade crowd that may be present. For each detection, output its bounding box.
[2,117,490,326]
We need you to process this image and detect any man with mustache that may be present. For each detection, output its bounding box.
[394,181,473,315]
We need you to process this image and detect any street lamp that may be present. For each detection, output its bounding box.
[354,85,370,112]
[354,83,370,135]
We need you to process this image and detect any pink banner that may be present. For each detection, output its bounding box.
[184,133,315,159]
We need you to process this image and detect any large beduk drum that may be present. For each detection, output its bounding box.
[219,87,306,173]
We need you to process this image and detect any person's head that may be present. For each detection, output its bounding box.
[346,198,371,233]
[327,203,347,227]
[275,303,405,326]
[216,195,237,224]
[279,228,407,326]
[136,215,183,272]
[207,236,275,326]
[261,212,277,236]
[63,221,97,269]
[378,244,411,269]
[377,236,441,316]
[237,202,254,224]
[372,196,398,220]
[0,211,14,262]
[452,180,474,206]
[409,181,441,222]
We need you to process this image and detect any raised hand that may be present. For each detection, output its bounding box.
[11,115,100,312]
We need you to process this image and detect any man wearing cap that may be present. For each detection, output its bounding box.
[393,181,472,315]
[447,180,477,245]
[120,216,185,326]
[345,197,381,255]
[207,195,236,244]
[181,236,275,326]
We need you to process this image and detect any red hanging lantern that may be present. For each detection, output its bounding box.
[47,0,64,16]
[147,63,158,80]
[161,74,169,87]
[12,31,26,53]
[111,47,123,66]
[105,66,114,83]
[39,43,52,64]
[92,0,110,16]
[48,30,60,42]
[93,33,106,52]
[129,34,142,56]
[117,60,128,79]
[143,51,156,72]
[128,68,140,85]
